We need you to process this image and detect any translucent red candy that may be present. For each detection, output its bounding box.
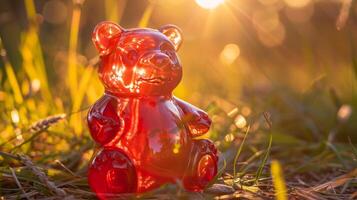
[87,21,218,199]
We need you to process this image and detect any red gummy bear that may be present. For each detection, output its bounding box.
[87,21,218,199]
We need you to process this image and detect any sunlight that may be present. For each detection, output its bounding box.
[195,0,225,10]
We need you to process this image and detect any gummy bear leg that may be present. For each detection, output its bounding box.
[88,148,137,200]
[183,139,218,192]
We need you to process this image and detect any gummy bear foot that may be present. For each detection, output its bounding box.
[183,139,218,192]
[88,148,137,199]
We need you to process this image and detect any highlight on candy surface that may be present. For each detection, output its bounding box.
[87,21,218,199]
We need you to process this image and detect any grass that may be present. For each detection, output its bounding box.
[1,0,357,199]
[270,160,287,200]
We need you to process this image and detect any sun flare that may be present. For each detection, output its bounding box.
[195,0,225,10]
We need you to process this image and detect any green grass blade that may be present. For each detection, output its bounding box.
[348,137,357,158]
[138,1,156,27]
[24,0,53,103]
[255,132,273,183]
[0,37,23,104]
[67,1,83,99]
[233,125,250,184]
[326,141,348,169]
[70,66,95,134]
[105,0,127,23]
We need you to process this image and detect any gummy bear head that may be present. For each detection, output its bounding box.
[92,21,183,96]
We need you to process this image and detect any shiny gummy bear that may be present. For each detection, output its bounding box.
[87,21,218,199]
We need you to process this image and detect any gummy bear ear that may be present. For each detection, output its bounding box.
[159,24,183,51]
[92,21,123,56]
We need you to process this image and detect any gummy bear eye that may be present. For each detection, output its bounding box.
[122,48,138,66]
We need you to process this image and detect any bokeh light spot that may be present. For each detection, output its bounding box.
[227,107,239,117]
[11,110,20,124]
[224,133,235,142]
[220,43,240,65]
[31,79,41,93]
[337,104,352,122]
[241,106,252,117]
[234,115,247,128]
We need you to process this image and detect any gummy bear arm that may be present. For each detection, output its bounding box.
[174,97,212,138]
[87,95,124,145]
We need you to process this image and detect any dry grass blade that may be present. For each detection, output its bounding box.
[29,114,67,133]
[10,167,32,200]
[18,154,67,197]
[350,191,357,199]
[311,168,357,192]
[214,191,263,200]
[263,111,272,129]
[4,112,66,150]
[0,150,20,160]
[293,188,327,200]
[54,159,78,177]
[205,184,235,194]
[5,191,38,200]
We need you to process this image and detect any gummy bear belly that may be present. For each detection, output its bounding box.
[115,98,191,178]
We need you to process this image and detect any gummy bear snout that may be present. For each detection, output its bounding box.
[140,52,173,70]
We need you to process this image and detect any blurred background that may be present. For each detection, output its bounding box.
[0,0,357,198]
[1,0,356,140]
